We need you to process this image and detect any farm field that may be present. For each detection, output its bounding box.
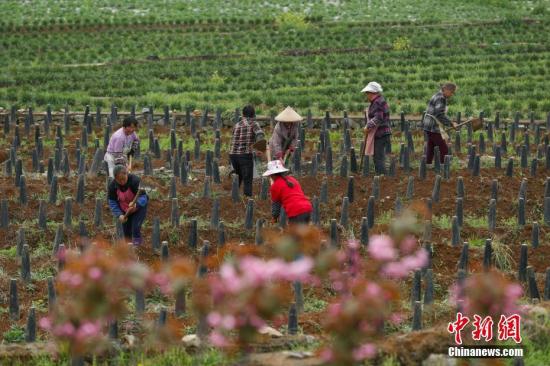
[1,1,550,365]
[0,1,549,115]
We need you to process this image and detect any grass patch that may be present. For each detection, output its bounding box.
[303,296,328,313]
[0,246,18,258]
[432,214,452,230]
[464,215,488,229]
[468,237,485,248]
[492,239,515,272]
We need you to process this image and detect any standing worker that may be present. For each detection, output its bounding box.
[107,165,148,246]
[263,160,312,224]
[269,106,301,165]
[229,105,265,197]
[361,81,391,175]
[104,116,140,178]
[422,82,458,164]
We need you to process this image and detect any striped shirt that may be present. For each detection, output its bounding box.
[422,91,451,133]
[229,117,264,155]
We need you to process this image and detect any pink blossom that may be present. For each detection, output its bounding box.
[347,240,360,250]
[58,271,71,283]
[209,331,229,347]
[69,274,83,287]
[88,267,102,280]
[390,313,404,325]
[54,322,75,337]
[368,235,397,261]
[382,262,409,278]
[221,315,236,330]
[320,348,334,362]
[328,303,342,317]
[365,283,382,298]
[506,284,523,299]
[207,312,222,327]
[352,343,376,361]
[401,249,428,271]
[283,258,314,281]
[39,317,52,330]
[76,322,101,340]
[400,235,417,254]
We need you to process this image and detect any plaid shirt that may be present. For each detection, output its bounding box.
[230,117,264,154]
[422,90,451,133]
[365,95,391,138]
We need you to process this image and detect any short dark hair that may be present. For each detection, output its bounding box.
[122,116,138,128]
[441,82,457,92]
[113,164,127,177]
[242,105,255,118]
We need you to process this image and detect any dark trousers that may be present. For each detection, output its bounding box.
[288,212,311,224]
[123,204,147,240]
[374,135,391,175]
[426,131,448,164]
[230,153,254,197]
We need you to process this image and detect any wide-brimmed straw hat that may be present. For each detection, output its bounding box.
[142,107,150,114]
[361,81,383,93]
[275,106,302,123]
[263,160,289,177]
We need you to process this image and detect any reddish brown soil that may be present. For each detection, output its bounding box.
[1,122,549,350]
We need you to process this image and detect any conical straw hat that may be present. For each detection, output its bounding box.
[275,106,302,123]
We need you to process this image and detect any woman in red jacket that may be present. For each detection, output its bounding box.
[263,160,312,224]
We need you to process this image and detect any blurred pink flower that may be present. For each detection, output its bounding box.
[400,235,417,254]
[207,312,222,327]
[368,235,397,261]
[401,249,428,271]
[69,274,83,287]
[365,283,382,298]
[54,322,75,337]
[382,262,408,278]
[328,303,342,317]
[221,315,236,330]
[39,317,52,330]
[348,240,360,250]
[209,331,229,347]
[88,267,102,281]
[320,348,334,362]
[352,343,376,361]
[283,257,314,281]
[76,322,101,340]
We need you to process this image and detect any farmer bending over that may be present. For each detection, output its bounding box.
[263,160,312,224]
[269,106,301,165]
[108,165,148,246]
[422,83,458,164]
[104,116,140,178]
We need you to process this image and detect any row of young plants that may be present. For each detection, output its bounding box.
[0,0,545,29]
[2,18,549,67]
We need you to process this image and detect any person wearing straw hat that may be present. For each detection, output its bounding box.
[361,81,391,175]
[229,104,265,197]
[263,160,312,224]
[269,106,302,165]
[422,82,458,164]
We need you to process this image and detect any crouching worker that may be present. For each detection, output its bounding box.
[108,165,148,246]
[263,160,312,224]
